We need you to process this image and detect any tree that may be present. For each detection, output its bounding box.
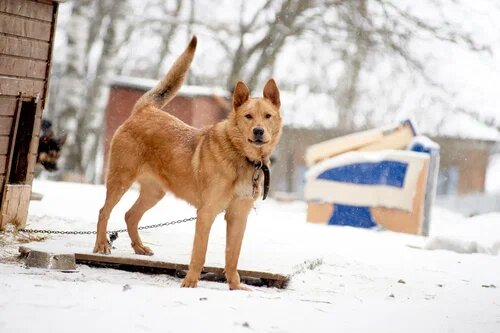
[47,0,129,182]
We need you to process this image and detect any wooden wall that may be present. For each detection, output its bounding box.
[0,0,58,198]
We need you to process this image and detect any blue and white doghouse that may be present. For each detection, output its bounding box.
[304,122,439,236]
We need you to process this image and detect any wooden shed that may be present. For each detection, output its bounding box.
[0,0,61,229]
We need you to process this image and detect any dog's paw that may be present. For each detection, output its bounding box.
[93,241,111,255]
[181,274,199,288]
[229,283,252,291]
[132,243,154,256]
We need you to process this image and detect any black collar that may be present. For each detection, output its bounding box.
[246,157,270,200]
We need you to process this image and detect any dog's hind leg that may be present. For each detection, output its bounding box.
[125,178,165,255]
[94,170,136,254]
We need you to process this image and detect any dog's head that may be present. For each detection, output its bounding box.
[38,120,67,172]
[228,79,282,160]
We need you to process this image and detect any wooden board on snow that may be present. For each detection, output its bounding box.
[17,230,321,289]
[74,252,289,288]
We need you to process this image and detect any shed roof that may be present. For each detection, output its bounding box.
[111,76,230,98]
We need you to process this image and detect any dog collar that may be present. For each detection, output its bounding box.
[246,157,270,200]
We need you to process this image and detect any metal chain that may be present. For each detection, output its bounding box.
[18,217,197,235]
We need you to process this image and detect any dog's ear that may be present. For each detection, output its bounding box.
[233,81,249,109]
[263,79,280,108]
[59,133,68,146]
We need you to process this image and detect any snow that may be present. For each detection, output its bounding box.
[426,208,500,255]
[1,180,500,332]
[111,76,231,98]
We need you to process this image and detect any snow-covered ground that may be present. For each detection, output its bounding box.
[1,180,499,333]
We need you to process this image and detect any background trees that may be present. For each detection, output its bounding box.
[46,0,500,182]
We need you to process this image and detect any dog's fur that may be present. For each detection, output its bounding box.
[93,36,282,290]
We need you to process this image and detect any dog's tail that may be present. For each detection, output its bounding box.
[133,36,197,111]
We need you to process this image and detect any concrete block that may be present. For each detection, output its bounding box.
[19,246,76,270]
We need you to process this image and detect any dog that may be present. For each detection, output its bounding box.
[37,119,67,171]
[93,36,282,290]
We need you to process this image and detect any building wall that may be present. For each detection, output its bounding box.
[271,127,495,198]
[0,0,58,224]
[0,0,58,200]
[433,137,490,195]
[103,86,229,180]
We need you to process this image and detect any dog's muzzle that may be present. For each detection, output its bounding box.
[251,127,265,145]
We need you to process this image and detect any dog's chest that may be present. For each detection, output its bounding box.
[234,168,261,199]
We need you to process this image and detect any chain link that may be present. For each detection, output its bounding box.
[18,217,197,235]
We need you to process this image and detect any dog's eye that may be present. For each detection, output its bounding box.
[245,114,253,119]
[265,114,272,119]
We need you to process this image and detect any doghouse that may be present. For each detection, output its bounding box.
[0,0,61,229]
[305,121,440,236]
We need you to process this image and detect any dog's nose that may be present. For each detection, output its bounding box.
[253,127,264,137]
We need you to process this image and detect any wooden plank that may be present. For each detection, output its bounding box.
[357,124,414,152]
[40,0,57,109]
[33,109,42,133]
[29,134,39,155]
[0,116,13,135]
[0,174,4,212]
[26,171,34,184]
[0,96,17,115]
[0,76,45,96]
[34,0,61,5]
[3,96,21,185]
[305,121,415,166]
[0,35,50,60]
[0,0,53,22]
[26,152,37,176]
[0,154,6,173]
[0,136,8,154]
[75,253,289,288]
[0,12,52,41]
[0,184,31,227]
[0,55,47,79]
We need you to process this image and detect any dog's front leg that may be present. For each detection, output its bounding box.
[181,208,217,288]
[224,198,253,291]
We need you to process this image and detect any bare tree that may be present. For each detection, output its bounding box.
[46,0,497,183]
[49,0,129,181]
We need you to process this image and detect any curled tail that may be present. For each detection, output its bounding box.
[134,36,197,111]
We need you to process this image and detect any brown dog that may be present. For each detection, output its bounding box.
[93,36,282,290]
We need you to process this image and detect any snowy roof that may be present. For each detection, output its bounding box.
[111,76,230,98]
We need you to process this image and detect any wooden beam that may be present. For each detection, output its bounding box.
[75,253,289,288]
[41,0,57,109]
